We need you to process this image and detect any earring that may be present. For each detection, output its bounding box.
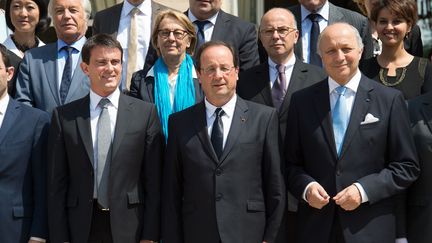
[405,31,410,39]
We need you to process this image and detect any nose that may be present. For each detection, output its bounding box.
[271,30,280,40]
[63,9,72,19]
[334,49,345,62]
[167,31,176,41]
[18,6,28,17]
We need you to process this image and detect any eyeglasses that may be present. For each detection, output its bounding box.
[201,66,235,76]
[260,27,297,38]
[158,29,189,40]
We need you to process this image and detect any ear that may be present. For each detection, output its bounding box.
[80,62,90,76]
[6,66,14,82]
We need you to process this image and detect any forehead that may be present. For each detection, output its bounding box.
[53,0,82,8]
[159,16,184,28]
[261,11,293,26]
[201,46,234,64]
[89,46,122,60]
[320,27,358,48]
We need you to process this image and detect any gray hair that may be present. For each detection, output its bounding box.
[48,0,92,22]
[316,22,363,56]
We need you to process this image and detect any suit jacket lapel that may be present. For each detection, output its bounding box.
[112,94,130,159]
[339,76,372,159]
[279,60,306,117]
[65,55,87,103]
[45,43,61,105]
[193,102,219,163]
[219,97,248,163]
[75,95,94,167]
[108,3,122,35]
[328,3,344,24]
[313,80,338,160]
[211,10,229,41]
[0,98,20,145]
[252,64,273,106]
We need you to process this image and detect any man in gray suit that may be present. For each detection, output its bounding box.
[15,0,92,114]
[289,0,373,64]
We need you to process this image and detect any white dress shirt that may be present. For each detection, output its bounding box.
[268,54,296,89]
[2,35,45,58]
[188,10,219,42]
[300,1,329,63]
[89,88,120,197]
[302,70,369,203]
[0,94,9,129]
[205,94,237,149]
[117,0,152,89]
[56,37,86,91]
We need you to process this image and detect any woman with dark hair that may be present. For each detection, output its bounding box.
[130,9,203,140]
[360,0,432,100]
[3,0,50,58]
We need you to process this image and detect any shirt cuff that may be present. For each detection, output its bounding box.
[302,181,319,202]
[30,237,46,242]
[395,238,408,243]
[353,182,369,203]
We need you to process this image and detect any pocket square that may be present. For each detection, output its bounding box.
[360,113,380,125]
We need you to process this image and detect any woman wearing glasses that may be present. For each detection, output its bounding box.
[130,10,202,140]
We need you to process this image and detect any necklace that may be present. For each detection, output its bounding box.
[11,35,39,53]
[379,67,407,87]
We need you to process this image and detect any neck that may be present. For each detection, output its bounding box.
[12,32,36,47]
[380,43,408,62]
[164,54,185,76]
[270,53,293,65]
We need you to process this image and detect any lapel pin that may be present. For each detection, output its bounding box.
[366,98,371,102]
[241,117,246,122]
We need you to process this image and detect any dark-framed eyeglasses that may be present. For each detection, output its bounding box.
[158,29,189,40]
[260,27,297,38]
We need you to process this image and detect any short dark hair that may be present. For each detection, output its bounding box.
[0,44,12,68]
[195,41,239,71]
[370,0,418,26]
[81,34,123,64]
[6,0,51,33]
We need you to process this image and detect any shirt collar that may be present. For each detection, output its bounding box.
[122,0,151,18]
[328,69,361,94]
[0,94,10,116]
[89,88,121,111]
[300,0,329,22]
[188,9,219,26]
[57,36,86,52]
[205,94,237,119]
[268,54,296,72]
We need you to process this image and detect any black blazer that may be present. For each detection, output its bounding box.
[47,93,164,242]
[407,93,432,243]
[237,59,326,145]
[162,97,285,243]
[289,3,374,61]
[129,68,203,104]
[286,76,419,243]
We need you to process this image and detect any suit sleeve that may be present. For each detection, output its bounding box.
[129,71,142,99]
[357,92,420,203]
[262,109,286,242]
[162,115,184,243]
[30,112,50,239]
[92,12,101,34]
[15,53,34,106]
[141,105,164,240]
[238,23,260,71]
[47,108,71,242]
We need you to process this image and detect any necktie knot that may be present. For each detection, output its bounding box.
[99,98,110,109]
[214,107,224,118]
[62,45,73,55]
[335,86,347,96]
[276,64,286,74]
[194,20,210,31]
[307,13,321,22]
[130,7,139,16]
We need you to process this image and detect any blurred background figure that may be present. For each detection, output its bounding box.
[353,0,423,57]
[0,8,12,43]
[360,0,432,100]
[130,10,202,139]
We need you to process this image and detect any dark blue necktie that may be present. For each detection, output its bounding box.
[211,108,224,159]
[194,20,210,51]
[59,46,73,104]
[307,13,322,67]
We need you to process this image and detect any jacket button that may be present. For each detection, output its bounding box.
[215,169,222,176]
[215,193,223,201]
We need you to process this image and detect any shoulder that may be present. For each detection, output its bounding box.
[218,10,255,29]
[295,60,327,76]
[12,98,50,122]
[24,43,56,59]
[94,2,122,18]
[239,63,267,79]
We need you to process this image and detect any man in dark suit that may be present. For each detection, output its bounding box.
[0,44,50,242]
[285,23,419,243]
[289,0,373,64]
[162,41,285,243]
[15,0,92,114]
[186,0,259,71]
[238,8,326,243]
[406,93,432,243]
[47,34,164,243]
[92,0,168,91]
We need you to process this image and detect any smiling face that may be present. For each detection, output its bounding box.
[51,0,87,44]
[9,0,40,34]
[81,46,122,97]
[188,0,221,20]
[375,7,411,48]
[318,23,362,85]
[156,16,191,61]
[259,8,298,64]
[197,45,239,107]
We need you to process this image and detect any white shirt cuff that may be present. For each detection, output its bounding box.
[353,182,369,203]
[30,237,46,242]
[395,238,408,243]
[302,181,319,202]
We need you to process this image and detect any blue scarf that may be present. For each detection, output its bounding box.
[154,54,196,141]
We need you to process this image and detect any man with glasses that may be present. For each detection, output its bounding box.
[237,8,326,243]
[162,40,285,243]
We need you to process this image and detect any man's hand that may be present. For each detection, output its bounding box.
[333,184,362,211]
[306,183,330,209]
[28,240,43,243]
